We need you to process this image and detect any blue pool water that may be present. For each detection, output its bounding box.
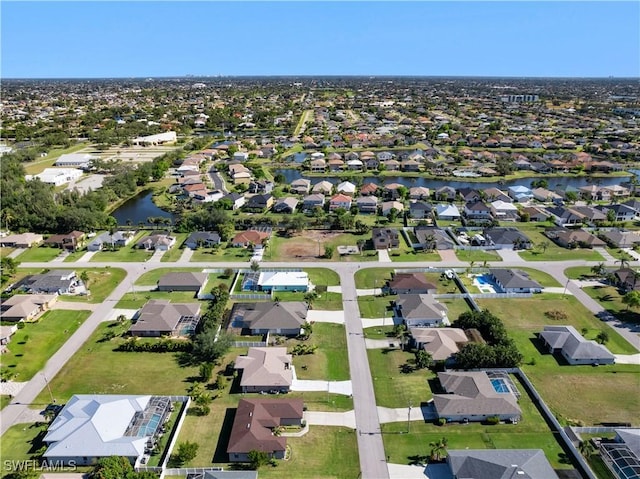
[491,378,510,394]
[476,276,490,285]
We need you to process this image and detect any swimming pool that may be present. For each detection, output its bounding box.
[491,378,510,394]
[476,276,490,285]
[472,274,498,294]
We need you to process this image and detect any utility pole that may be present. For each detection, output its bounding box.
[42,373,54,403]
[407,401,412,433]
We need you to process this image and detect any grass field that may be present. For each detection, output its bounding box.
[368,348,434,408]
[564,266,600,280]
[358,295,395,318]
[354,267,396,289]
[62,250,87,262]
[389,234,441,262]
[267,231,377,262]
[136,267,213,285]
[474,295,639,425]
[380,375,571,470]
[23,143,88,175]
[15,246,61,262]
[31,321,200,405]
[276,290,343,310]
[1,310,90,381]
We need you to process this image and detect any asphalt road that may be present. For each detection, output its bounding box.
[207,167,228,193]
[2,255,638,476]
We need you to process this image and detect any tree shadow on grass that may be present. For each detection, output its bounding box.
[212,408,236,463]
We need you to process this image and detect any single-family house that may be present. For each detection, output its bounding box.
[222,192,246,210]
[409,187,430,200]
[435,204,461,221]
[409,201,432,220]
[87,231,134,251]
[599,229,640,248]
[20,270,79,295]
[43,394,175,466]
[381,200,404,216]
[484,187,511,203]
[157,272,208,293]
[245,194,274,211]
[531,187,563,203]
[346,159,364,171]
[231,230,270,248]
[614,268,640,292]
[482,227,532,249]
[401,159,421,172]
[356,196,379,214]
[383,183,405,200]
[44,231,85,251]
[0,324,18,346]
[508,185,533,202]
[520,206,550,222]
[310,159,326,173]
[457,188,482,203]
[329,194,352,211]
[539,325,615,365]
[597,204,637,223]
[273,197,299,214]
[184,231,221,249]
[230,301,308,336]
[372,228,400,250]
[248,180,274,195]
[312,180,334,195]
[388,273,436,295]
[129,299,201,337]
[435,186,456,202]
[409,327,468,361]
[302,194,325,211]
[136,232,176,251]
[257,271,309,292]
[545,228,606,249]
[227,399,303,462]
[571,206,607,225]
[433,371,521,423]
[234,348,293,393]
[579,185,611,202]
[359,183,379,196]
[0,233,43,248]
[328,158,344,171]
[414,226,455,250]
[383,159,400,171]
[290,178,311,194]
[488,269,542,293]
[464,201,493,221]
[490,200,519,222]
[394,294,448,327]
[446,449,559,479]
[1,294,58,322]
[336,181,357,196]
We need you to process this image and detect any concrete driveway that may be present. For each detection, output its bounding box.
[8,248,25,259]
[614,353,640,365]
[291,366,353,395]
[307,310,345,324]
[496,248,524,262]
[149,249,165,262]
[304,410,356,428]
[179,248,194,262]
[377,404,436,423]
[78,251,97,262]
[378,249,391,262]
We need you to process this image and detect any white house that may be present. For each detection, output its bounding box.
[55,153,96,168]
[257,271,310,292]
[435,204,461,221]
[132,131,177,145]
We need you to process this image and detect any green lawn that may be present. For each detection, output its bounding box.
[1,310,90,381]
[160,233,189,262]
[368,348,434,408]
[305,267,340,286]
[115,290,202,309]
[355,267,396,289]
[15,246,61,262]
[455,249,502,263]
[439,297,472,322]
[275,290,343,310]
[1,395,12,410]
[23,143,88,175]
[32,321,200,406]
[190,245,254,262]
[287,322,350,381]
[358,295,395,319]
[389,234,441,262]
[381,375,571,470]
[582,285,640,325]
[62,250,86,262]
[57,267,127,303]
[91,245,153,262]
[564,266,601,280]
[509,267,563,287]
[0,247,15,258]
[363,325,396,340]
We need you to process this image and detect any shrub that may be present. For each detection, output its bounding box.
[486,416,500,425]
[437,418,447,426]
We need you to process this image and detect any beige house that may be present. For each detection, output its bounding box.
[234,347,293,393]
[0,294,58,322]
[409,327,468,361]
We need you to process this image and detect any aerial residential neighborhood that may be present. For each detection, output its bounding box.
[0,2,639,479]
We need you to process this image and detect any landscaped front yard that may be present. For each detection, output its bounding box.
[455,249,502,263]
[288,322,350,381]
[582,285,640,324]
[190,244,254,262]
[275,290,343,310]
[15,246,61,263]
[56,267,127,303]
[115,290,202,309]
[380,375,571,470]
[1,310,90,381]
[160,233,189,262]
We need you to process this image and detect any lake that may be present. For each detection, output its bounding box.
[111,191,175,226]
[274,169,631,191]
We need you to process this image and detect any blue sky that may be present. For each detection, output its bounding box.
[2,1,639,78]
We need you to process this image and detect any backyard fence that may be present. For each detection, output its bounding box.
[233,341,267,347]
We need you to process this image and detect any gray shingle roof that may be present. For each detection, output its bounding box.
[540,325,615,361]
[447,449,559,479]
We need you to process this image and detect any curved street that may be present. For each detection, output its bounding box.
[1,255,638,478]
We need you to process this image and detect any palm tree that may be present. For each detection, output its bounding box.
[616,256,630,271]
[429,437,448,462]
[393,324,410,351]
[578,440,595,458]
[590,263,606,277]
